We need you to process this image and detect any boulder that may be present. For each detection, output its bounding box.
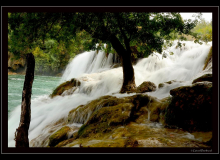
[165,81,212,131]
[48,126,71,147]
[50,78,81,98]
[136,81,156,93]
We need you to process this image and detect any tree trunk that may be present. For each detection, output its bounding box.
[109,34,137,93]
[15,53,35,147]
[120,52,136,93]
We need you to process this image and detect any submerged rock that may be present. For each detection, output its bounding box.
[136,81,157,93]
[158,80,182,88]
[165,81,212,132]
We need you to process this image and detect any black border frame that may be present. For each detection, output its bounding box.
[1,6,219,154]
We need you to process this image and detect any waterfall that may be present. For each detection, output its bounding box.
[61,50,115,82]
[8,41,212,147]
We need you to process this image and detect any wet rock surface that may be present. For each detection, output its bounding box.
[50,78,81,98]
[165,81,212,132]
[52,92,212,148]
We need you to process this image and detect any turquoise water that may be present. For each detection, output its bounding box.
[8,74,61,118]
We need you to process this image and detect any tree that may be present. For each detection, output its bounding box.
[14,53,35,147]
[9,12,200,94]
[192,18,212,43]
[72,12,200,93]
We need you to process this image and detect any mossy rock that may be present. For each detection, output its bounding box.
[48,126,71,147]
[158,83,165,88]
[75,94,152,138]
[50,78,81,98]
[67,94,170,141]
[77,103,135,138]
[67,95,142,124]
[136,81,156,93]
[67,95,123,124]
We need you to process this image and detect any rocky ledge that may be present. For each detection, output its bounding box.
[45,73,212,148]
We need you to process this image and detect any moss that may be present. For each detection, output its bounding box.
[67,105,85,123]
[136,81,156,93]
[48,126,71,147]
[77,103,134,138]
[203,46,212,70]
[50,78,81,98]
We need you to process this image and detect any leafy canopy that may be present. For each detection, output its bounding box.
[8,12,200,58]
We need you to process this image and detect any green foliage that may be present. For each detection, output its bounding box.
[8,12,201,71]
[192,18,212,43]
[8,12,92,74]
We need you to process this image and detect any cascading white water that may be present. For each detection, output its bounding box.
[61,50,114,82]
[8,41,212,147]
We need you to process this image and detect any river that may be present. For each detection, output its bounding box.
[8,75,61,118]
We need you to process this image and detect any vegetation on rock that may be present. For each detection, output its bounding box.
[136,81,157,93]
[48,126,71,147]
[52,92,211,148]
[50,78,81,98]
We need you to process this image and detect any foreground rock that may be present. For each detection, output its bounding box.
[42,79,212,148]
[165,81,212,132]
[52,94,211,148]
[50,92,211,148]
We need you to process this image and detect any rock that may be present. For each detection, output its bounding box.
[158,83,165,88]
[48,126,71,147]
[158,80,181,88]
[165,81,212,132]
[192,74,212,84]
[136,81,156,93]
[50,78,81,98]
[8,52,26,72]
[61,87,77,96]
[70,94,152,138]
